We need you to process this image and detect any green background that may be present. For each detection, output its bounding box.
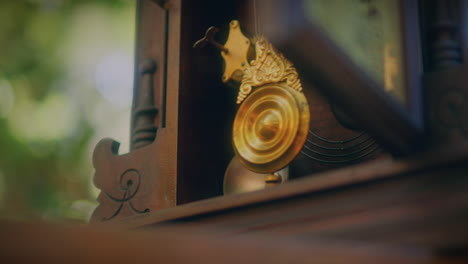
[0,0,135,222]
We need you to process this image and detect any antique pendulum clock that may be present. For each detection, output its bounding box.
[91,0,437,222]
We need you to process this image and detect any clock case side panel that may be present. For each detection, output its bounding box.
[91,0,178,223]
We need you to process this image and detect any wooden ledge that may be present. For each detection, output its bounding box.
[103,146,468,231]
[3,221,463,264]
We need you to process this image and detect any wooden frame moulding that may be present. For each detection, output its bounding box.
[91,0,181,223]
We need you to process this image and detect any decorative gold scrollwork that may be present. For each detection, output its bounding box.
[237,37,303,104]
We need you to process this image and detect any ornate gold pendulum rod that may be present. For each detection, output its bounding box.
[195,20,310,194]
[232,36,310,175]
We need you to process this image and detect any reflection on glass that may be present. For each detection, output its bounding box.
[304,0,406,103]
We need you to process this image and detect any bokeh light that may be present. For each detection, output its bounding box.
[0,0,135,222]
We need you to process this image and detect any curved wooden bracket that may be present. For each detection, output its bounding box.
[91,137,176,223]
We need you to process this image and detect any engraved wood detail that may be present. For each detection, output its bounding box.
[92,140,149,221]
[91,134,178,223]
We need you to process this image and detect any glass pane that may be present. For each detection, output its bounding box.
[304,0,407,103]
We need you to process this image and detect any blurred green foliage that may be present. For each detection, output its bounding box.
[0,0,135,221]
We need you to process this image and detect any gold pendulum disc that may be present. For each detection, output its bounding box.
[233,82,310,173]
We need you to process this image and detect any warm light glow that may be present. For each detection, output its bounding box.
[94,52,133,108]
